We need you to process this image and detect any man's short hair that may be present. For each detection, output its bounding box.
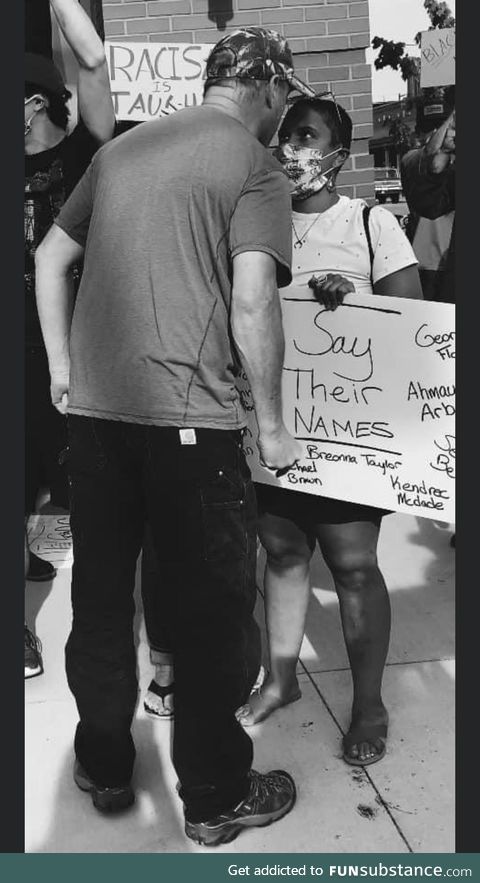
[203,76,264,99]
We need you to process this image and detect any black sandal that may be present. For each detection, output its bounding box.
[144,680,174,720]
[342,722,388,767]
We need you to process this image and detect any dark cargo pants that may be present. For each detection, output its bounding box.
[65,416,260,822]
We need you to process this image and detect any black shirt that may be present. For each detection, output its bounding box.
[24,123,99,347]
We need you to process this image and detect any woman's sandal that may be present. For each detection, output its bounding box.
[342,722,388,767]
[144,680,174,720]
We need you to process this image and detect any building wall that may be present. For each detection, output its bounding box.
[370,98,417,169]
[101,0,374,199]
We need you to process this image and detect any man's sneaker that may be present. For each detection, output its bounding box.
[25,626,43,679]
[73,760,135,813]
[184,769,296,847]
[27,552,57,582]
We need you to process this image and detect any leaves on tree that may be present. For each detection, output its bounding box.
[372,0,455,81]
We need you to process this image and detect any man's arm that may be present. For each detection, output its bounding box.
[50,0,115,143]
[231,251,301,472]
[35,225,85,413]
[401,113,455,220]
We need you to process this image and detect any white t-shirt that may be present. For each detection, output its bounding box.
[290,195,417,296]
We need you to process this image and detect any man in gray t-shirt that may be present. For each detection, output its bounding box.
[54,104,293,428]
[36,26,311,847]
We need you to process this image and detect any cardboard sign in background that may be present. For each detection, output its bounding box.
[238,291,455,522]
[420,28,455,88]
[105,41,214,121]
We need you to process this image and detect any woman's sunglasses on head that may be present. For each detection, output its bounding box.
[286,88,343,126]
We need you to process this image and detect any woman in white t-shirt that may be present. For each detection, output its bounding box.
[236,97,422,767]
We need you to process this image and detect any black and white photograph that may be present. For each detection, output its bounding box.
[24,0,455,856]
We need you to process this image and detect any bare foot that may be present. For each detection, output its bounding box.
[236,679,302,727]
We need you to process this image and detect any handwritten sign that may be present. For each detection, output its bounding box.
[420,28,455,88]
[105,41,214,121]
[238,290,455,522]
[27,515,73,568]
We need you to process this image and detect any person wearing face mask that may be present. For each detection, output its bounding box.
[24,0,115,679]
[401,103,455,306]
[236,97,422,768]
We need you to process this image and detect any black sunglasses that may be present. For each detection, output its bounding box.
[286,89,343,127]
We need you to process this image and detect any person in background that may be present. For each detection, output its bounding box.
[236,96,422,768]
[35,27,306,846]
[140,530,175,719]
[406,210,454,302]
[24,0,115,678]
[401,105,455,549]
[401,103,455,306]
[141,531,264,720]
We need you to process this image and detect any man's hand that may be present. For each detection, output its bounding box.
[257,425,302,474]
[36,227,81,414]
[50,370,70,415]
[308,273,355,311]
[424,111,455,175]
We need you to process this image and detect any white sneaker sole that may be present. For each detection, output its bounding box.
[25,664,43,679]
[185,787,296,847]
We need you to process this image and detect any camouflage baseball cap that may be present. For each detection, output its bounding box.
[205,26,315,98]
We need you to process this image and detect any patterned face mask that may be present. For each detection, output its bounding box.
[274,143,343,200]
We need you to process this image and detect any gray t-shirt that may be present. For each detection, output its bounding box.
[55,106,292,429]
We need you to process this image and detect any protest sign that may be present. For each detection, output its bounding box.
[27,515,73,569]
[105,41,214,121]
[238,290,455,522]
[420,28,455,88]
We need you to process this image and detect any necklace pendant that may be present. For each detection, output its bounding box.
[294,239,304,249]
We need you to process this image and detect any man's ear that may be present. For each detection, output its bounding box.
[265,74,284,109]
[31,94,48,111]
[265,77,275,109]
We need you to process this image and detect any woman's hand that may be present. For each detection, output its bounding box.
[308,273,355,311]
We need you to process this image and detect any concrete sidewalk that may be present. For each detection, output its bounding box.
[25,512,454,854]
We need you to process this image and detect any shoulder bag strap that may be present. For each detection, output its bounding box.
[362,204,374,285]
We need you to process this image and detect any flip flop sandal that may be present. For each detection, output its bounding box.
[144,680,174,720]
[342,723,388,767]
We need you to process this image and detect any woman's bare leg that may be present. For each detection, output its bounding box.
[316,519,390,763]
[236,511,314,726]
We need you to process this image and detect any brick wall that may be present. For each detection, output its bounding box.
[102,0,374,199]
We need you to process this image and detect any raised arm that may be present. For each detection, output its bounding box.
[50,0,115,143]
[401,113,455,221]
[35,225,84,413]
[231,251,301,472]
